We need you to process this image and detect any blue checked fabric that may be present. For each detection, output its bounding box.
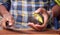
[10,0,53,28]
[10,0,49,22]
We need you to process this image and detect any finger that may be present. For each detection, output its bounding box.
[1,18,7,28]
[35,24,43,29]
[6,16,15,26]
[35,24,42,27]
[35,8,47,14]
[4,14,15,26]
[35,24,46,28]
[35,24,46,31]
[34,8,42,13]
[8,19,15,27]
[28,22,40,31]
[0,20,2,26]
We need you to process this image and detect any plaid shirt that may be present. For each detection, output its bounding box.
[2,0,54,29]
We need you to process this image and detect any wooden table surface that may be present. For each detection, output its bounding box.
[0,29,60,35]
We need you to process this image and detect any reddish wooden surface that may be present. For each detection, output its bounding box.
[0,29,60,34]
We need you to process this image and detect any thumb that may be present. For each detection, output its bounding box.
[35,8,46,14]
[34,8,42,13]
[1,18,7,28]
[8,19,14,27]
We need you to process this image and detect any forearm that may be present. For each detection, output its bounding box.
[0,5,10,17]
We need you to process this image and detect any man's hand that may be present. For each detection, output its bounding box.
[28,8,48,31]
[0,14,15,28]
[0,5,15,29]
[28,22,46,31]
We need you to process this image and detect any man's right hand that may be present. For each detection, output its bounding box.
[0,14,15,28]
[0,5,15,29]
